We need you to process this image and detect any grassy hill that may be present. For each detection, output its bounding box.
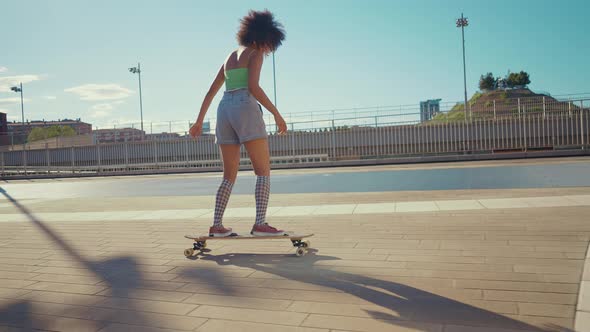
[429,89,566,123]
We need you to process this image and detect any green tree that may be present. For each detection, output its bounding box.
[506,71,531,88]
[479,72,495,90]
[516,71,531,86]
[47,125,76,138]
[60,125,77,137]
[28,127,48,142]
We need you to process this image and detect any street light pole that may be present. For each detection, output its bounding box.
[18,83,24,129]
[129,63,144,139]
[10,83,24,134]
[456,13,469,121]
[10,82,26,173]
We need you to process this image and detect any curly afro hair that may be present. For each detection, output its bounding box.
[237,10,285,52]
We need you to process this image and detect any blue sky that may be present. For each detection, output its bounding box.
[1,0,589,131]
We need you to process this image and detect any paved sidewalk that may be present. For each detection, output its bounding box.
[0,175,589,331]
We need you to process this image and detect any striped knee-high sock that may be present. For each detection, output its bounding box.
[213,178,234,227]
[254,176,270,225]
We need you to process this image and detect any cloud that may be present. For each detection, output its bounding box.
[90,104,114,118]
[0,75,42,92]
[0,97,29,105]
[91,110,112,118]
[0,67,7,73]
[4,113,19,121]
[90,100,127,118]
[92,103,114,111]
[65,83,133,101]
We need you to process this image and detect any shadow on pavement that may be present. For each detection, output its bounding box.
[0,187,229,331]
[196,248,570,332]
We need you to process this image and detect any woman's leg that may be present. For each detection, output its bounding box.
[244,138,282,235]
[211,144,240,234]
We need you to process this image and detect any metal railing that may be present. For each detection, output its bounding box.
[1,97,588,178]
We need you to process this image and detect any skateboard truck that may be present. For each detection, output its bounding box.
[183,232,313,258]
[291,239,311,257]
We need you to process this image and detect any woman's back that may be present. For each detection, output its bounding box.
[224,47,255,91]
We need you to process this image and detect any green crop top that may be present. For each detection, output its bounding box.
[225,67,248,91]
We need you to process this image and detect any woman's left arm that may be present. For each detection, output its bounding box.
[190,65,225,137]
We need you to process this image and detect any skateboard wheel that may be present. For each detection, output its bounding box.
[295,247,306,257]
[184,248,194,258]
[302,240,310,248]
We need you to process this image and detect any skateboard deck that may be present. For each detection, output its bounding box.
[183,232,314,258]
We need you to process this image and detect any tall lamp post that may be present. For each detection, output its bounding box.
[456,13,469,120]
[10,83,24,131]
[10,83,26,172]
[129,63,144,139]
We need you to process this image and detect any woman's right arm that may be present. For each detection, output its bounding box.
[248,51,287,134]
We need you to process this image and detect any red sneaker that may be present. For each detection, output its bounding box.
[209,225,233,237]
[251,223,285,236]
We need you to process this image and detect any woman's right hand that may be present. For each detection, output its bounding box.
[189,121,203,138]
[274,114,288,135]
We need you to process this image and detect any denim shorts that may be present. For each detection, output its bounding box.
[215,89,268,144]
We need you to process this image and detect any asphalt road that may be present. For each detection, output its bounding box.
[2,160,590,200]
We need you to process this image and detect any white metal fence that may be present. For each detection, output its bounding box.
[1,97,588,178]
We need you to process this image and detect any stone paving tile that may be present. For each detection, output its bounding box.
[23,281,107,295]
[0,279,39,289]
[183,293,293,310]
[0,288,33,300]
[502,314,573,330]
[395,201,439,212]
[517,302,575,318]
[286,300,405,319]
[195,319,329,332]
[83,307,208,331]
[353,203,396,214]
[28,274,104,285]
[98,323,187,332]
[483,290,577,305]
[566,194,590,205]
[575,310,590,332]
[94,297,198,315]
[477,198,533,209]
[513,265,583,275]
[188,305,308,325]
[442,325,540,332]
[0,271,40,280]
[96,288,192,302]
[312,204,357,215]
[301,314,443,332]
[454,279,579,294]
[435,200,485,211]
[20,290,105,306]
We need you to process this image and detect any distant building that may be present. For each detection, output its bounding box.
[93,128,145,143]
[0,112,8,146]
[420,99,441,122]
[146,132,181,141]
[202,121,211,134]
[8,118,93,137]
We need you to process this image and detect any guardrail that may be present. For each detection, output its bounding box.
[1,97,588,178]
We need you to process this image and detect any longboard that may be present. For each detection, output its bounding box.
[183,232,314,258]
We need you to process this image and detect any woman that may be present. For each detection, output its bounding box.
[189,10,287,237]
